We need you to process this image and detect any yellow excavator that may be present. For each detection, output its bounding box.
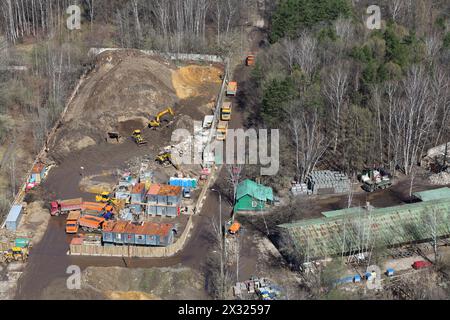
[132,129,147,145]
[149,107,175,129]
[155,151,179,170]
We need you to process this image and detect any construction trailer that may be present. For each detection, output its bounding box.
[130,183,146,203]
[102,220,176,247]
[5,205,23,231]
[146,184,182,217]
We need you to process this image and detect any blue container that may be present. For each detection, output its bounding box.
[5,205,23,231]
[365,272,373,281]
[354,275,361,283]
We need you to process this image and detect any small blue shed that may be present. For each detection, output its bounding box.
[5,205,23,231]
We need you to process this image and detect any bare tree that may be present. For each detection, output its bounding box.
[286,101,328,182]
[322,63,349,151]
[295,32,318,81]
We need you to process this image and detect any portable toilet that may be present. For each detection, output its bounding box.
[353,275,361,283]
[5,205,23,231]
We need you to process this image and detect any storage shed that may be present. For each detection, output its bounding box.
[234,179,274,212]
[5,205,23,231]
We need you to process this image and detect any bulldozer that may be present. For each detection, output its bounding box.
[149,107,175,129]
[1,246,29,263]
[155,151,179,170]
[132,129,147,145]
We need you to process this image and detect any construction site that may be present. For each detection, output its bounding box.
[1,1,449,303]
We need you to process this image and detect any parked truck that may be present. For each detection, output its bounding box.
[216,121,228,141]
[226,81,238,96]
[246,54,255,66]
[50,198,83,216]
[360,168,392,192]
[221,101,232,121]
[65,211,81,234]
[79,215,105,233]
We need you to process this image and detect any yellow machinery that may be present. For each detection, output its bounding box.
[1,247,29,263]
[95,191,120,206]
[149,107,175,129]
[132,130,147,145]
[155,151,179,170]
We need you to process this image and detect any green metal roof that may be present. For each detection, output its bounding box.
[279,198,450,261]
[236,179,274,202]
[322,207,363,218]
[413,187,450,202]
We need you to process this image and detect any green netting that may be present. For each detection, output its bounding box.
[279,198,450,260]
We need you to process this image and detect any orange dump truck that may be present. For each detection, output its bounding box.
[226,81,238,96]
[79,215,105,232]
[65,211,81,234]
[81,201,106,212]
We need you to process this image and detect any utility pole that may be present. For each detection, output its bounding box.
[211,188,225,299]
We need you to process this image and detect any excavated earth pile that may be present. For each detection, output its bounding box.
[48,49,223,161]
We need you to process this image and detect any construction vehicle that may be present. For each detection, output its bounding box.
[216,121,228,141]
[132,130,147,146]
[226,81,238,96]
[221,101,232,121]
[149,107,175,129]
[182,188,191,199]
[203,115,214,129]
[228,221,241,235]
[246,54,255,66]
[79,215,105,233]
[66,211,81,234]
[1,247,29,263]
[1,238,31,263]
[360,168,392,192]
[155,151,179,170]
[81,201,107,212]
[95,191,120,206]
[50,198,83,216]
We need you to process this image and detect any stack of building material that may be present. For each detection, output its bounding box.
[291,183,308,196]
[307,170,351,195]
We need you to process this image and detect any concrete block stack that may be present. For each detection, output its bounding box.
[307,170,351,195]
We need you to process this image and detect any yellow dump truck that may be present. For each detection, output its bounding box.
[216,121,228,141]
[221,102,232,121]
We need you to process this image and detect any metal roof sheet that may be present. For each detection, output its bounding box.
[236,179,273,202]
[413,187,450,202]
[6,205,22,222]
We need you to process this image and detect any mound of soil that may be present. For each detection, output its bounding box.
[53,50,177,155]
[48,50,223,161]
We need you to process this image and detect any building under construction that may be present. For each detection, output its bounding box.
[279,188,450,262]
